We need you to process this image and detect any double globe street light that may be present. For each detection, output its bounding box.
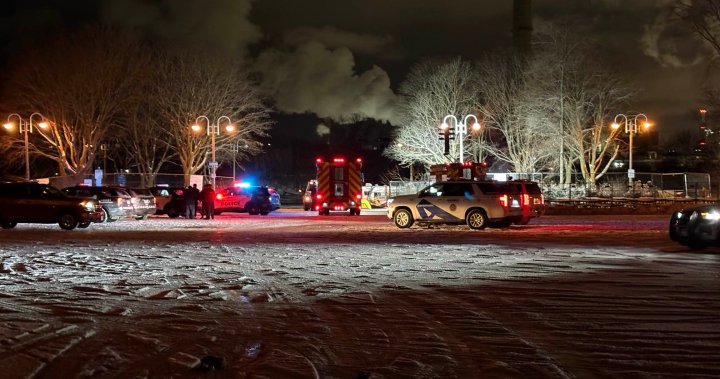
[611,113,652,188]
[440,114,482,163]
[191,115,235,188]
[4,113,49,181]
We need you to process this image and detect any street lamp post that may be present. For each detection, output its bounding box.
[440,114,481,163]
[611,113,651,189]
[192,115,235,188]
[4,113,48,180]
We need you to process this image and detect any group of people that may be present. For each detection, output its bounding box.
[183,183,216,219]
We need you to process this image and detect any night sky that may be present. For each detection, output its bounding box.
[0,0,711,181]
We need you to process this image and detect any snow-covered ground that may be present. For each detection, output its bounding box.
[1,213,719,378]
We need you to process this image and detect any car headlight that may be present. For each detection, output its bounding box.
[675,212,683,219]
[80,200,95,211]
[387,198,394,206]
[700,210,720,221]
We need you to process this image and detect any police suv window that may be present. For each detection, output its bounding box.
[442,183,473,197]
[421,184,443,197]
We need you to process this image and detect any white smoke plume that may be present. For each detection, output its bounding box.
[254,41,400,125]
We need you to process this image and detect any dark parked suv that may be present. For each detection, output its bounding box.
[0,182,104,230]
[62,186,134,223]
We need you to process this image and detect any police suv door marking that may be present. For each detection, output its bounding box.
[416,199,459,220]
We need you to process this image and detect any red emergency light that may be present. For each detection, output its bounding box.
[333,157,345,163]
[498,194,509,208]
[315,158,324,164]
[356,158,362,164]
[316,194,322,200]
[216,193,224,200]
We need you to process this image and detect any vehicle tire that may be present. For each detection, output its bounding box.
[355,209,361,216]
[1,221,18,229]
[78,221,91,228]
[260,211,269,216]
[466,209,488,230]
[304,206,310,211]
[135,215,148,220]
[59,213,79,230]
[349,209,356,216]
[518,216,530,225]
[393,209,414,229]
[99,207,109,223]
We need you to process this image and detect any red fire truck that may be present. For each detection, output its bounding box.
[314,156,363,215]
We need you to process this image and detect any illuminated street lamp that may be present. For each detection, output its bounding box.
[191,115,235,188]
[611,113,651,188]
[440,114,481,163]
[4,113,48,180]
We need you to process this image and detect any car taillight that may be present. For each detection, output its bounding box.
[356,194,361,199]
[498,194,509,208]
[316,194,322,200]
[522,194,529,206]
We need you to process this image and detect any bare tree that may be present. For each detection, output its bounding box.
[153,50,271,185]
[1,27,148,178]
[562,71,630,185]
[676,0,720,57]
[385,58,481,169]
[475,51,555,174]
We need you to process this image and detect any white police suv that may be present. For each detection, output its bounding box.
[387,180,524,230]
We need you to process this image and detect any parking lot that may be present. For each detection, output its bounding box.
[1,211,719,378]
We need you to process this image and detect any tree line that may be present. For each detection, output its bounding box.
[0,26,271,185]
[385,27,633,186]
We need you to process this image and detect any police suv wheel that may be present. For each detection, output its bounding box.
[393,209,414,228]
[59,213,79,230]
[466,209,488,230]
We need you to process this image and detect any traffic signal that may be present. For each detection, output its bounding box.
[439,125,455,156]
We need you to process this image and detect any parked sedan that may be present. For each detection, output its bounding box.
[669,204,720,248]
[62,185,134,223]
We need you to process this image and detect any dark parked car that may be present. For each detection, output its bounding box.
[62,186,134,223]
[669,204,720,248]
[0,182,103,230]
[124,188,157,220]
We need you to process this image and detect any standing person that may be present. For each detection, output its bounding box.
[184,185,198,219]
[191,183,200,214]
[200,184,216,219]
